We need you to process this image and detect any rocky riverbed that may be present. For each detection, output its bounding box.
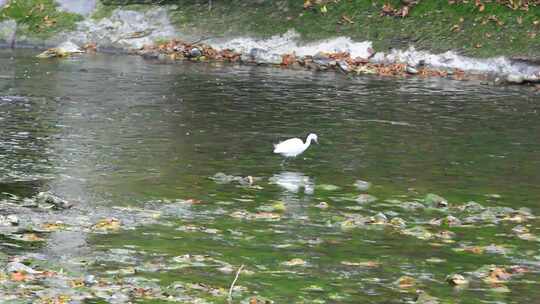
[1,174,539,303]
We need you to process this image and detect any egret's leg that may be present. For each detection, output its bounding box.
[280,158,288,167]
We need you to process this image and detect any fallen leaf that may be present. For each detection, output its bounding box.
[395,276,416,288]
[70,279,85,288]
[281,53,296,66]
[41,222,66,231]
[341,260,380,267]
[92,218,121,231]
[10,272,28,282]
[282,258,307,266]
[484,267,511,283]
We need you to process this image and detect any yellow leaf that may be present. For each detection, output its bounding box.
[92,218,121,231]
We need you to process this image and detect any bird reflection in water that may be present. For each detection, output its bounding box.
[269,171,314,194]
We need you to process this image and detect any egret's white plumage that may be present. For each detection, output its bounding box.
[273,133,318,158]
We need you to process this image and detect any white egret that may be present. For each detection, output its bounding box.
[273,133,318,164]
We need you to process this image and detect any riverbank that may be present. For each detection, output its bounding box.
[1,1,540,87]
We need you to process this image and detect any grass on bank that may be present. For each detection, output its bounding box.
[161,0,540,58]
[0,0,82,38]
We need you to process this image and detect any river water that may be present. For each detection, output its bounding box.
[0,49,539,303]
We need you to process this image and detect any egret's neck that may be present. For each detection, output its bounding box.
[304,136,314,149]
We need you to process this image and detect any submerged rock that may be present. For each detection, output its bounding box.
[406,65,419,74]
[5,261,40,274]
[399,201,425,210]
[429,215,461,227]
[210,172,259,186]
[368,212,388,224]
[424,193,448,208]
[0,214,18,226]
[389,217,406,228]
[249,48,282,65]
[415,291,440,304]
[338,61,351,73]
[401,226,432,240]
[353,179,371,191]
[506,74,525,84]
[313,52,333,66]
[458,201,485,213]
[524,73,540,83]
[356,194,377,204]
[36,192,73,209]
[315,202,329,209]
[189,47,202,58]
[36,41,83,59]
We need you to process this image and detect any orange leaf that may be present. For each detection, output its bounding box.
[10,272,28,282]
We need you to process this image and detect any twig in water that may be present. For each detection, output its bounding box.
[228,264,244,303]
[188,35,220,46]
[9,22,17,49]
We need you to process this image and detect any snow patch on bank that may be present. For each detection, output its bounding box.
[213,30,373,60]
[373,47,540,80]
[68,7,178,49]
[211,30,539,80]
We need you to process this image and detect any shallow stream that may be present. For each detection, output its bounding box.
[0,49,539,303]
